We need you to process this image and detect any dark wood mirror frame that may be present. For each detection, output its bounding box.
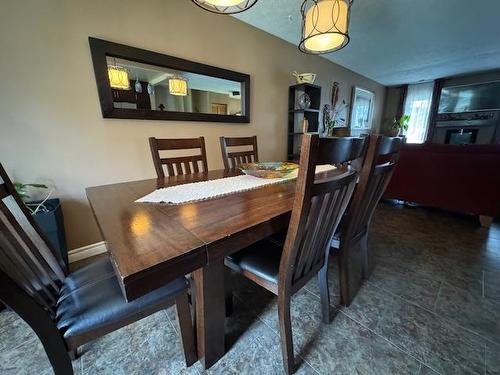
[89,37,250,123]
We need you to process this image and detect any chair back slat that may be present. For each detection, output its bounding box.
[0,163,65,316]
[0,207,60,294]
[149,137,208,178]
[0,247,56,316]
[220,136,258,169]
[2,196,65,281]
[0,229,58,313]
[279,135,367,288]
[343,135,403,242]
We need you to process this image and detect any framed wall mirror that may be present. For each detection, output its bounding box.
[89,37,250,123]
[349,87,375,135]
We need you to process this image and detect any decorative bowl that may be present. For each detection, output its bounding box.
[239,162,299,179]
[292,71,316,84]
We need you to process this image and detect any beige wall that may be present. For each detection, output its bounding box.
[0,0,385,249]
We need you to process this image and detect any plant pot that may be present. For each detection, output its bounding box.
[30,198,68,267]
[390,128,401,137]
[333,127,349,137]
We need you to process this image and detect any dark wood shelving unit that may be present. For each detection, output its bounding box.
[287,83,322,161]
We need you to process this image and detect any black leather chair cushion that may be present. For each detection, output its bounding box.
[225,239,283,284]
[56,257,188,340]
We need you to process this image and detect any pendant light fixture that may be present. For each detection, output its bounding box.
[169,76,188,96]
[299,0,353,55]
[107,65,130,90]
[192,0,258,15]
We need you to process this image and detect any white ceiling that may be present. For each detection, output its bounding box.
[234,0,500,86]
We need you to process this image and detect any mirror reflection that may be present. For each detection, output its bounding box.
[106,56,243,116]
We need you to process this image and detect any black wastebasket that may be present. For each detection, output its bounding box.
[30,198,68,267]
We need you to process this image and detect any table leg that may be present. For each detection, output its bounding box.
[192,257,225,369]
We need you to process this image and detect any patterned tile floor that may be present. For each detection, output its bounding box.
[1,202,499,374]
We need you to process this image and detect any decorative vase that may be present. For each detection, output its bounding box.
[297,93,311,109]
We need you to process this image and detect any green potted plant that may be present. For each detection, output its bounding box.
[14,182,68,266]
[391,114,410,136]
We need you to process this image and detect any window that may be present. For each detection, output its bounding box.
[403,82,434,143]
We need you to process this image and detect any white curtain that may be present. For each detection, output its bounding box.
[403,82,434,143]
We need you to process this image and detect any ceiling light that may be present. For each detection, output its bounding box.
[299,0,353,55]
[169,76,188,96]
[107,65,130,90]
[192,0,259,14]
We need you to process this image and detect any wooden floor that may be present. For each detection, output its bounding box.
[1,202,499,374]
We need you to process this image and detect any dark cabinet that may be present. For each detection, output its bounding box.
[287,84,322,161]
[111,80,151,110]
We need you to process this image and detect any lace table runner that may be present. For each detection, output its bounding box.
[136,165,336,205]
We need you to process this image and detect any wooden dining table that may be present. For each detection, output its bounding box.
[86,169,301,369]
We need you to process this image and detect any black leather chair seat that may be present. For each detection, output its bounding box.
[56,257,188,340]
[60,257,115,294]
[225,239,283,284]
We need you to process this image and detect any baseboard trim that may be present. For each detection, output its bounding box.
[68,242,107,263]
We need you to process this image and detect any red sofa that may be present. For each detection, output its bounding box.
[384,143,500,224]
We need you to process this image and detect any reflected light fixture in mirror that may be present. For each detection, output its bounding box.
[168,76,188,96]
[191,0,258,14]
[108,65,130,90]
[299,0,352,55]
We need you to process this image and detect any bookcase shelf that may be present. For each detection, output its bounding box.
[287,83,322,161]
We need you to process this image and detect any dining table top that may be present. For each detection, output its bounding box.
[86,169,300,301]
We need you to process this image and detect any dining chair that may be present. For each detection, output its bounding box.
[0,163,197,375]
[332,135,403,306]
[219,135,258,169]
[149,137,209,178]
[225,134,366,374]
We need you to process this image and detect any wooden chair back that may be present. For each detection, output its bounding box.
[279,135,367,290]
[343,135,403,243]
[149,137,209,178]
[219,136,258,169]
[0,163,67,318]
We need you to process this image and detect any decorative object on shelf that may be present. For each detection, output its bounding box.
[324,99,349,136]
[134,77,143,93]
[323,81,348,136]
[302,118,309,133]
[292,71,317,84]
[299,0,353,55]
[107,64,130,90]
[331,81,340,107]
[147,83,154,95]
[239,162,299,179]
[349,86,375,135]
[168,76,188,96]
[192,0,259,14]
[297,93,311,109]
[391,114,410,136]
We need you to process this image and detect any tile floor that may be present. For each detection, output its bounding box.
[1,202,499,374]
